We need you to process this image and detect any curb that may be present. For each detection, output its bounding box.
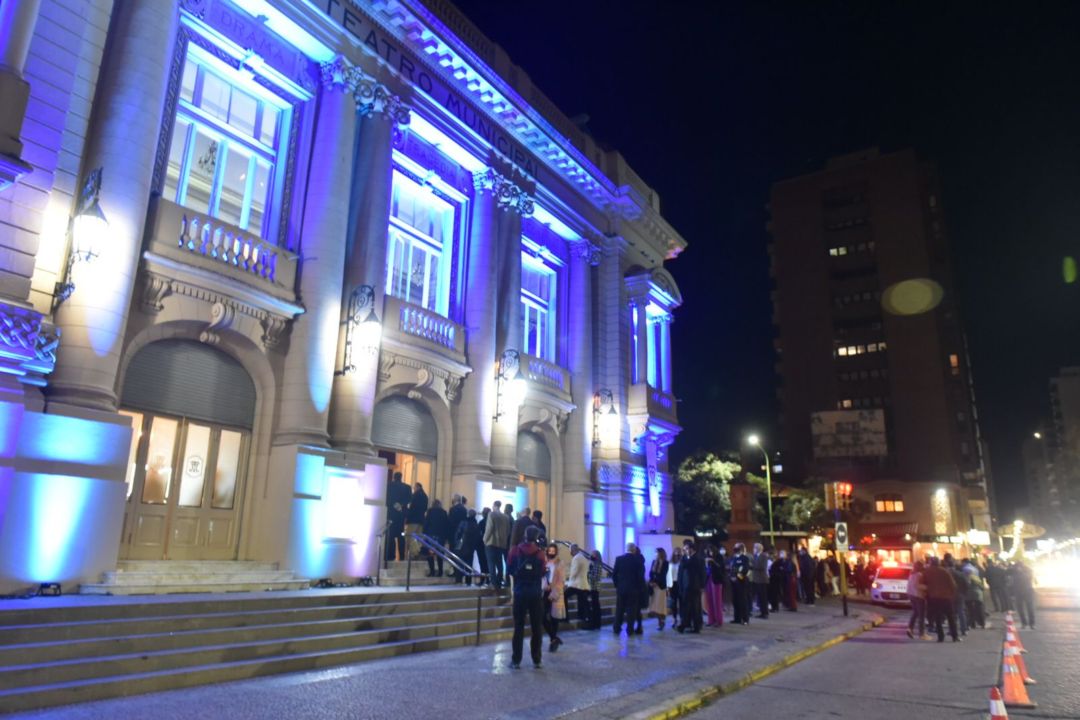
[627,614,887,720]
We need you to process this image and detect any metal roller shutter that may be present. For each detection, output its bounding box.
[371,395,438,457]
[121,340,256,429]
[516,430,550,480]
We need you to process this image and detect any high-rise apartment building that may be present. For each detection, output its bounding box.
[1025,368,1080,534]
[768,148,991,554]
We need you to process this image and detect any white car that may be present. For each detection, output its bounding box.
[870,564,913,606]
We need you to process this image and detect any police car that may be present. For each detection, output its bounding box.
[870,563,913,607]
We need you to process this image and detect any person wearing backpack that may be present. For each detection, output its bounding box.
[507,525,548,669]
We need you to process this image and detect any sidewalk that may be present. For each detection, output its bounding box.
[7,597,884,720]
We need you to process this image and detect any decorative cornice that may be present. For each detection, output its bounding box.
[569,240,601,266]
[355,79,411,126]
[472,168,533,216]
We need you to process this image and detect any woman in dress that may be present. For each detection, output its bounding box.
[647,547,670,630]
[703,545,725,627]
[543,544,566,651]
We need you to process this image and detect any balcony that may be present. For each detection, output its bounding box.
[145,199,298,303]
[381,295,467,367]
[628,382,678,426]
[522,353,571,401]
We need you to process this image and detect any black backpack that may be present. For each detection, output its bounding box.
[514,553,545,584]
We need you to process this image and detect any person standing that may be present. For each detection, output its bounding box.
[587,550,604,629]
[404,483,428,559]
[677,540,706,633]
[612,542,645,635]
[483,500,511,589]
[566,544,593,628]
[648,548,670,631]
[543,544,566,652]
[510,506,534,548]
[668,548,683,623]
[385,472,411,562]
[631,545,647,634]
[476,507,490,583]
[906,560,928,639]
[767,548,784,613]
[445,495,467,576]
[730,543,752,625]
[1009,561,1036,629]
[854,558,868,596]
[507,526,547,669]
[777,550,799,611]
[532,510,547,545]
[943,554,969,637]
[962,559,988,630]
[985,557,1008,613]
[703,546,725,627]
[797,548,817,605]
[923,556,959,642]
[453,509,481,585]
[422,498,449,576]
[751,543,770,619]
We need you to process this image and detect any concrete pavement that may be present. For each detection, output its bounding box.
[5,597,880,720]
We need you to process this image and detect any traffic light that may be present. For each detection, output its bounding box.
[836,481,853,511]
[824,482,837,510]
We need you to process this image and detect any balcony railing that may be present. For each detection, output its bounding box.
[628,382,679,424]
[148,199,298,297]
[396,299,462,352]
[522,353,570,396]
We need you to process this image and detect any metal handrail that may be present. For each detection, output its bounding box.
[406,532,486,591]
[553,539,614,575]
[374,520,394,587]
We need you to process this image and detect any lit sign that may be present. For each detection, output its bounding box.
[967,530,991,546]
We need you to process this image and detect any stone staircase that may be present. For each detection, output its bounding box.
[377,559,464,586]
[0,584,617,713]
[80,561,310,595]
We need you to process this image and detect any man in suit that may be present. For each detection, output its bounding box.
[510,506,534,547]
[730,542,752,624]
[677,540,706,633]
[404,482,428,559]
[385,472,412,562]
[483,500,512,589]
[612,542,646,635]
[751,543,770,619]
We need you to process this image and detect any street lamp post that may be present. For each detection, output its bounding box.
[747,434,775,541]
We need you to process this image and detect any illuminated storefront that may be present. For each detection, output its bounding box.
[0,0,685,591]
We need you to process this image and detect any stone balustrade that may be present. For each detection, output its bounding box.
[394,297,463,353]
[628,382,679,424]
[523,353,569,393]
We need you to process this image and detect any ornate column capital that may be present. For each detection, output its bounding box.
[569,240,601,266]
[319,55,362,93]
[354,78,411,126]
[472,168,533,216]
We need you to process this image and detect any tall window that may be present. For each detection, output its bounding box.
[646,308,672,392]
[521,253,556,361]
[386,170,455,316]
[161,45,289,238]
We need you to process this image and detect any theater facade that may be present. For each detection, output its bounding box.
[0,0,686,591]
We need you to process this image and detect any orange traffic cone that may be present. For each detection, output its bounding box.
[1005,620,1028,653]
[1005,643,1036,685]
[1001,642,1037,708]
[988,687,1008,720]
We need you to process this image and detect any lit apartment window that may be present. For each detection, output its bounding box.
[840,399,853,409]
[162,46,290,237]
[386,170,456,315]
[875,494,904,513]
[949,353,960,376]
[521,253,557,361]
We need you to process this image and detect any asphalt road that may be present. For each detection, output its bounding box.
[689,589,1079,720]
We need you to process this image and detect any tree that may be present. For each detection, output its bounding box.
[673,453,741,534]
[777,490,829,532]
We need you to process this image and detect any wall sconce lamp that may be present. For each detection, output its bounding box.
[592,388,618,447]
[55,168,108,307]
[337,284,380,375]
[493,348,527,421]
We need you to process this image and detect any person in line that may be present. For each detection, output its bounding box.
[923,556,959,642]
[453,508,481,585]
[797,547,816,605]
[532,510,547,546]
[943,554,969,637]
[961,558,988,630]
[476,507,490,583]
[751,543,770,619]
[507,525,547,669]
[767,548,784,613]
[503,504,516,556]
[1009,560,1036,629]
[828,553,842,595]
[677,540,705,633]
[631,545,647,634]
[385,471,411,562]
[667,547,683,624]
[703,545,724,627]
[728,543,750,625]
[853,558,868,596]
[483,499,512,589]
[565,544,593,628]
[586,549,604,629]
[906,560,928,639]
[647,547,670,631]
[612,542,646,635]
[985,557,1008,613]
[719,545,733,609]
[543,543,566,652]
[777,549,798,611]
[404,482,428,559]
[510,506,534,548]
[445,495,467,578]
[422,498,449,576]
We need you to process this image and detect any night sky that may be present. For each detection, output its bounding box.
[451,0,1080,519]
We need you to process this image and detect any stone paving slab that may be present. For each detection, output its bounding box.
[4,597,882,720]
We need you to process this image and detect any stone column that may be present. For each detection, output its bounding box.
[328,77,409,454]
[631,296,649,386]
[451,172,501,480]
[275,57,361,447]
[489,177,532,481]
[660,314,672,392]
[0,0,41,184]
[49,0,178,411]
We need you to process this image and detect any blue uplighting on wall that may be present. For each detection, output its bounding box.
[25,474,92,581]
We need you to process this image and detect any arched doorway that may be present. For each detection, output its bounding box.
[517,430,551,530]
[118,340,256,560]
[372,395,439,499]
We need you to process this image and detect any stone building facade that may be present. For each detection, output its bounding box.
[0,0,686,590]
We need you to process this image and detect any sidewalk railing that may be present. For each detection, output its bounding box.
[407,532,491,643]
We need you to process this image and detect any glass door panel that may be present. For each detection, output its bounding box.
[142,417,179,505]
[178,423,212,507]
[119,410,144,501]
[212,430,243,509]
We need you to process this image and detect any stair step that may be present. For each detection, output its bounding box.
[102,570,301,584]
[79,580,312,595]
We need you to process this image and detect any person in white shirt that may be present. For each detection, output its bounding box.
[565,544,594,628]
[906,560,928,639]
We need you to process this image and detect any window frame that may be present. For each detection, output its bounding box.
[520,250,557,362]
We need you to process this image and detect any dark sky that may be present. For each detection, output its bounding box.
[451,0,1080,519]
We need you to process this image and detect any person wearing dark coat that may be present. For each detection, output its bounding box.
[729,543,752,625]
[677,541,706,633]
[453,509,481,585]
[767,549,785,613]
[797,548,817,605]
[422,499,449,576]
[631,545,648,633]
[509,507,535,548]
[476,508,490,582]
[445,495,467,577]
[751,543,770,619]
[405,483,428,559]
[612,543,647,634]
[532,510,547,545]
[385,472,412,562]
